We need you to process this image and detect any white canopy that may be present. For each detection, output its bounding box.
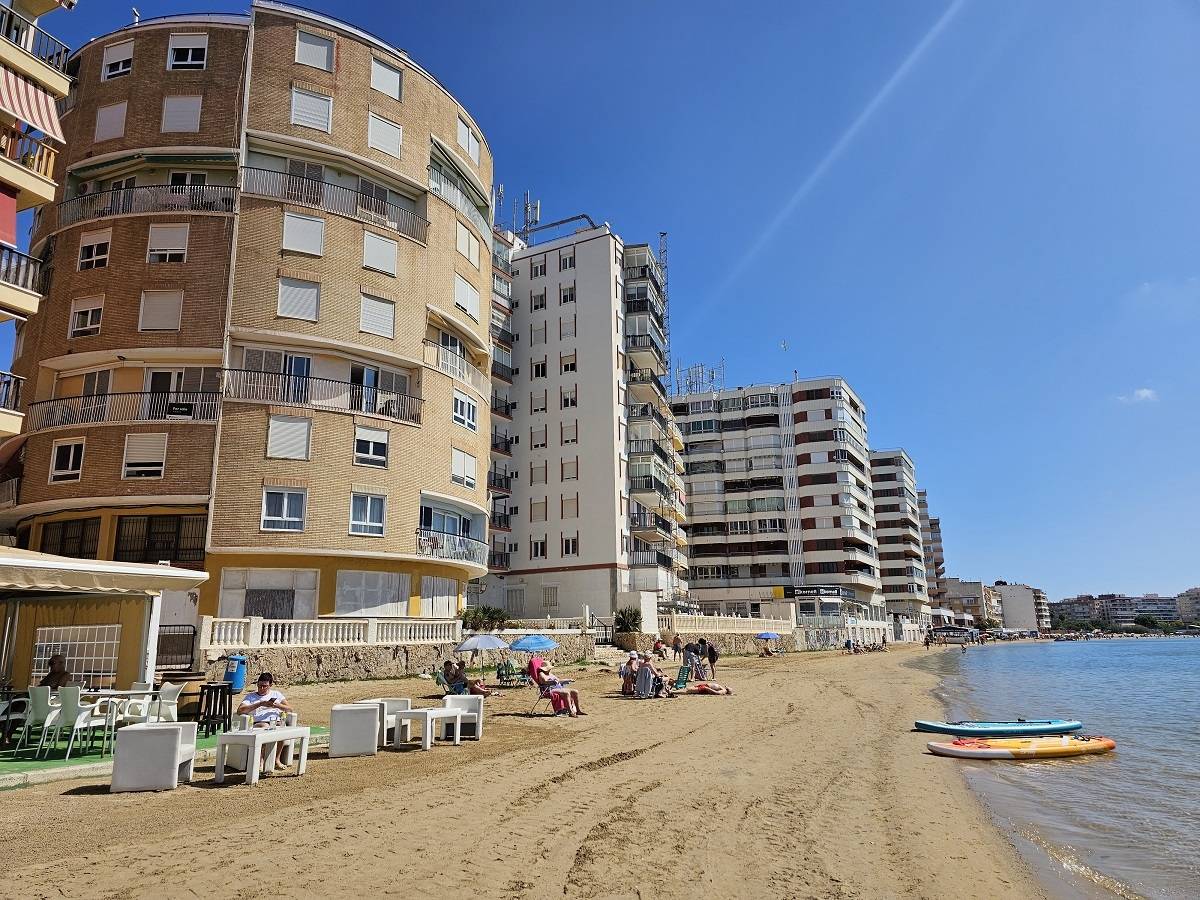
[0,547,208,595]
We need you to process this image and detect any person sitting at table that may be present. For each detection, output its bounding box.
[40,654,72,689]
[236,673,292,772]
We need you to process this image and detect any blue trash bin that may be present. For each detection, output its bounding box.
[223,654,247,692]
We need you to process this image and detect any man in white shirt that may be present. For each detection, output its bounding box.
[236,673,293,772]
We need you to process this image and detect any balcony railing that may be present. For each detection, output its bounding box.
[488,471,512,492]
[623,298,664,323]
[490,323,515,346]
[224,368,422,425]
[423,341,489,395]
[628,438,670,464]
[625,332,666,361]
[0,245,41,294]
[0,6,70,74]
[491,359,513,382]
[623,263,663,291]
[428,167,490,237]
[491,395,514,417]
[491,251,517,276]
[200,615,461,650]
[630,512,672,535]
[627,401,667,430]
[0,121,57,181]
[0,371,23,412]
[627,368,667,397]
[488,550,510,570]
[490,511,511,530]
[57,184,238,229]
[630,475,671,498]
[630,549,672,568]
[26,391,219,432]
[490,432,512,454]
[415,528,488,566]
[0,477,19,509]
[242,167,429,244]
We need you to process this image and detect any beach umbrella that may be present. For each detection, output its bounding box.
[755,632,781,640]
[455,633,510,672]
[508,634,559,653]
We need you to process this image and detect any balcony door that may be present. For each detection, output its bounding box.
[350,363,408,416]
[108,176,136,215]
[79,370,110,424]
[286,160,324,206]
[144,369,184,419]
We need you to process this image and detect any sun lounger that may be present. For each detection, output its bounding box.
[672,665,691,691]
[435,671,469,695]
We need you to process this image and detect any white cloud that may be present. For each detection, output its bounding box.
[1116,387,1159,404]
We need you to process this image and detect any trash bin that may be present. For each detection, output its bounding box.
[223,654,247,692]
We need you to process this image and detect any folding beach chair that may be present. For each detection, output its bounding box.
[672,665,691,691]
[530,679,574,716]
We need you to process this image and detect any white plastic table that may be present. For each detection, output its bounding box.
[392,708,462,751]
[214,725,311,785]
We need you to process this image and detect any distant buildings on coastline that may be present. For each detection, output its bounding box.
[1052,592,1194,626]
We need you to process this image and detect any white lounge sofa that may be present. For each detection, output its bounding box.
[110,722,197,792]
[356,698,412,748]
[329,704,379,758]
[440,695,484,740]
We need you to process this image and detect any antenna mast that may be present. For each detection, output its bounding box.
[518,191,541,242]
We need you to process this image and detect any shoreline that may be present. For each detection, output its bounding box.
[0,646,1050,898]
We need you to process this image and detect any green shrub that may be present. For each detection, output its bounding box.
[614,606,642,634]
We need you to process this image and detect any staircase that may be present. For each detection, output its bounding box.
[592,644,629,668]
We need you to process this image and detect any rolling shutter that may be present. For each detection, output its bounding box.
[454,274,480,319]
[267,415,311,459]
[281,212,324,255]
[139,291,183,331]
[161,95,202,132]
[102,40,133,71]
[362,231,397,275]
[243,348,285,372]
[296,31,333,70]
[277,277,320,320]
[94,102,127,141]
[148,224,189,256]
[359,294,394,338]
[123,433,168,478]
[370,59,402,99]
[367,113,401,157]
[291,88,331,131]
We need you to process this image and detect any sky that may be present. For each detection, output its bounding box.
[12,0,1200,600]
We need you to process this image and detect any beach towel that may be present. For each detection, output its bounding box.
[634,664,656,699]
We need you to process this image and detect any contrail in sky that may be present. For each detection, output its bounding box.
[711,0,967,298]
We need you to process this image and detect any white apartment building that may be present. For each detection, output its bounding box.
[870,450,931,640]
[482,222,686,620]
[1176,587,1200,623]
[942,577,1002,627]
[673,378,888,644]
[991,582,1051,632]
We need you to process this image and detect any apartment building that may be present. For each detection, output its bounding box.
[991,581,1050,632]
[1053,595,1098,624]
[0,0,76,443]
[918,490,946,603]
[481,227,518,585]
[673,377,889,643]
[942,577,1002,627]
[482,222,687,620]
[2,2,496,625]
[1176,587,1200,623]
[870,449,930,638]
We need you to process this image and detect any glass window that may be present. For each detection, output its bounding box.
[452,390,478,431]
[349,493,386,536]
[262,488,306,531]
[167,33,207,70]
[102,41,134,80]
[69,297,103,338]
[354,426,388,467]
[50,441,84,483]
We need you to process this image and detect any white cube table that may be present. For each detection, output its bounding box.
[214,725,311,785]
[392,708,463,751]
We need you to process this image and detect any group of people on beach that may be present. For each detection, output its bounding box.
[618,641,733,699]
[842,639,888,654]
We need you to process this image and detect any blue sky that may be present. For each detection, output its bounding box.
[16,1,1200,599]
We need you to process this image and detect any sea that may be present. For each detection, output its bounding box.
[912,637,1200,900]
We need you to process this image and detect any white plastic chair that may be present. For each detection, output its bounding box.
[441,695,484,740]
[328,704,379,758]
[110,722,198,792]
[153,681,184,722]
[356,698,411,747]
[13,686,56,750]
[38,687,113,759]
[120,682,160,724]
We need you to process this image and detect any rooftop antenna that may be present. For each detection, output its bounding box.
[493,183,504,231]
[674,359,726,397]
[132,7,140,24]
[518,191,541,242]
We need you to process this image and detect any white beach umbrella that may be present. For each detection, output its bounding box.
[455,633,510,672]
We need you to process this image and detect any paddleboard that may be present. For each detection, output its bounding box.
[914,719,1083,737]
[927,734,1116,760]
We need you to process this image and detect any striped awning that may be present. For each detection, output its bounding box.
[0,66,64,143]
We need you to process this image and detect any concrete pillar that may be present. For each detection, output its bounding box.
[247,616,264,647]
[142,590,162,685]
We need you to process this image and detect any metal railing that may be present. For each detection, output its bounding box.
[491,359,513,381]
[625,332,666,360]
[242,167,429,244]
[630,475,671,498]
[224,368,422,425]
[0,121,57,181]
[623,298,664,322]
[490,323,515,345]
[156,625,196,671]
[415,528,488,566]
[630,511,672,534]
[630,549,671,568]
[488,550,510,570]
[628,401,668,430]
[26,391,219,432]
[490,511,511,530]
[0,371,22,412]
[0,245,41,294]
[628,368,667,397]
[428,167,490,237]
[423,341,489,395]
[200,615,462,650]
[0,6,70,74]
[488,471,512,492]
[628,438,670,463]
[492,251,517,276]
[491,396,514,417]
[0,477,19,509]
[58,184,238,229]
[623,263,663,290]
[491,432,513,454]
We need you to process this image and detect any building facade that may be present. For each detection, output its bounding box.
[991,581,1050,632]
[942,577,1002,627]
[870,449,930,639]
[1176,587,1200,623]
[4,2,496,625]
[482,222,687,620]
[673,377,888,643]
[918,490,946,603]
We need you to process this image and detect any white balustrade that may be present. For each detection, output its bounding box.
[657,613,792,635]
[200,616,462,651]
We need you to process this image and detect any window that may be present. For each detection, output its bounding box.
[295,30,334,70]
[50,440,84,483]
[530,322,546,345]
[453,390,478,431]
[367,113,402,157]
[419,575,458,618]
[530,460,547,484]
[451,448,477,488]
[349,493,386,536]
[362,231,398,275]
[541,585,559,611]
[354,425,388,467]
[68,297,103,338]
[277,277,320,321]
[454,274,480,319]
[814,517,835,530]
[262,488,306,531]
[122,433,167,478]
[530,538,547,559]
[560,286,575,304]
[560,317,576,339]
[561,353,577,374]
[562,496,579,519]
[563,459,578,480]
[370,58,403,99]
[560,252,575,271]
[39,517,101,559]
[562,421,578,445]
[563,535,579,556]
[531,426,547,449]
[161,95,202,133]
[530,499,546,522]
[101,40,133,80]
[291,87,332,132]
[167,33,207,70]
[531,259,546,278]
[113,514,205,565]
[335,570,408,617]
[138,290,183,332]
[94,101,127,142]
[532,290,546,310]
[147,224,189,263]
[531,390,547,413]
[532,360,547,379]
[420,504,474,537]
[359,293,394,338]
[456,117,480,163]
[561,387,577,409]
[78,229,110,270]
[282,212,325,255]
[456,222,479,266]
[266,415,311,460]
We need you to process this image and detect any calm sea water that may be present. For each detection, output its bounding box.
[914,638,1200,900]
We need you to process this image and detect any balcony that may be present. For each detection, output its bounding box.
[487,471,512,494]
[490,432,513,455]
[630,475,671,499]
[415,527,488,567]
[625,332,666,366]
[627,368,667,400]
[623,262,663,292]
[492,273,512,299]
[26,390,220,433]
[243,167,428,244]
[224,368,421,425]
[492,251,517,276]
[0,121,58,209]
[628,438,670,464]
[489,511,511,531]
[627,401,667,430]
[58,184,238,230]
[491,395,514,419]
[624,297,664,325]
[630,549,672,568]
[423,341,489,396]
[630,511,672,539]
[0,6,71,95]
[490,359,513,383]
[428,167,490,238]
[488,550,510,571]
[490,323,515,346]
[0,371,22,439]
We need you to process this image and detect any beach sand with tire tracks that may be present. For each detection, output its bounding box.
[0,646,1046,899]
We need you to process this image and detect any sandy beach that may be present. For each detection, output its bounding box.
[0,646,1047,899]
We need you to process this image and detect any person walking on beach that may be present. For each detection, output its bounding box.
[923,634,931,650]
[705,640,720,679]
[672,635,683,661]
[960,643,968,655]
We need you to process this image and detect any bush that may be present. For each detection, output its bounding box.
[614,606,642,634]
[462,606,508,632]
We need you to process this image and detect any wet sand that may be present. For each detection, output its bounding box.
[0,646,1046,899]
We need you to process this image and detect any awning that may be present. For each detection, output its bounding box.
[0,434,27,471]
[0,66,64,143]
[0,547,208,594]
[70,150,238,180]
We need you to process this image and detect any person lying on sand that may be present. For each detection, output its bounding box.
[671,681,733,696]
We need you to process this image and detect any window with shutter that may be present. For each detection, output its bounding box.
[362,231,397,275]
[147,224,189,263]
[452,390,478,431]
[451,449,477,488]
[167,33,207,70]
[377,368,408,395]
[138,291,183,332]
[335,570,408,617]
[454,274,480,320]
[161,96,202,133]
[456,222,479,266]
[277,277,320,321]
[370,58,402,99]
[122,433,168,478]
[368,113,402,157]
[69,297,104,338]
[354,425,388,467]
[359,294,394,338]
[267,415,311,460]
[179,366,220,393]
[242,348,288,373]
[295,31,334,70]
[456,117,479,163]
[101,41,133,80]
[281,212,325,255]
[291,88,332,132]
[94,102,127,142]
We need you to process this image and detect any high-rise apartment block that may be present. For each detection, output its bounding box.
[673,378,889,644]
[869,449,930,637]
[482,222,687,620]
[991,581,1050,632]
[942,577,1003,626]
[918,490,946,604]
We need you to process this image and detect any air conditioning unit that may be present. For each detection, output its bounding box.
[77,181,93,195]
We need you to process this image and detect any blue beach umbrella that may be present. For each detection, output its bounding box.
[756,632,781,640]
[508,634,559,653]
